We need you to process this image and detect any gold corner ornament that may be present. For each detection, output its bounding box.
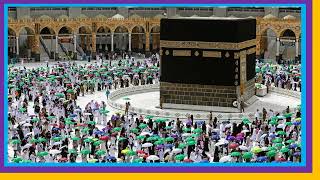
[160,39,256,51]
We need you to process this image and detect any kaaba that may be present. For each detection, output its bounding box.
[160,17,256,110]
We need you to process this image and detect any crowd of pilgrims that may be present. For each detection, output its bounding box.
[7,57,302,163]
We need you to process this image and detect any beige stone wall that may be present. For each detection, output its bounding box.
[160,82,238,107]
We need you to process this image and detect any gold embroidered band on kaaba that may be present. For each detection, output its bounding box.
[160,39,256,51]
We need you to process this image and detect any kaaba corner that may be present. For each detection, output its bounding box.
[159,17,256,111]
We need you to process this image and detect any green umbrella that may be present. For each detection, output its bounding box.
[123,97,130,101]
[165,126,173,130]
[65,120,75,125]
[86,121,96,125]
[182,128,191,132]
[277,131,286,136]
[112,127,122,132]
[242,152,253,159]
[130,128,139,134]
[284,113,293,118]
[96,149,106,156]
[68,149,78,154]
[193,128,202,133]
[37,137,47,143]
[145,115,154,119]
[285,139,295,144]
[242,118,251,124]
[53,137,62,142]
[133,158,143,163]
[271,116,278,122]
[185,137,194,142]
[187,140,196,146]
[55,93,65,98]
[280,147,289,153]
[47,116,56,120]
[19,108,26,113]
[93,140,102,146]
[285,122,293,126]
[11,139,21,145]
[267,146,277,151]
[118,137,127,142]
[154,140,164,145]
[146,137,157,142]
[139,123,148,129]
[66,89,74,94]
[20,159,32,163]
[37,151,49,157]
[175,154,186,161]
[269,120,277,125]
[12,157,23,163]
[64,117,73,121]
[165,137,174,142]
[29,138,38,143]
[274,143,284,148]
[137,135,145,140]
[81,127,90,133]
[84,138,93,143]
[80,149,90,155]
[230,151,241,157]
[126,150,137,156]
[31,118,40,122]
[266,150,277,158]
[272,138,283,143]
[178,143,187,149]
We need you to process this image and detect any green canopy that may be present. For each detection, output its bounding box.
[242,152,253,159]
[11,139,21,145]
[175,154,186,161]
[53,137,62,142]
[126,150,137,156]
[178,143,187,149]
[68,149,78,154]
[133,158,143,163]
[266,150,277,158]
[136,135,145,140]
[187,140,196,146]
[112,127,122,132]
[193,128,202,133]
[277,131,286,136]
[130,128,139,134]
[138,123,148,129]
[12,157,23,163]
[280,147,289,153]
[37,151,49,157]
[95,149,106,156]
[272,138,283,143]
[118,137,127,142]
[230,151,241,157]
[165,137,174,142]
[80,149,90,155]
[145,115,154,119]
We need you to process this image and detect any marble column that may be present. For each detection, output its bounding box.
[73,34,77,60]
[55,35,58,60]
[295,38,300,63]
[91,33,96,59]
[111,32,114,52]
[276,37,280,62]
[128,33,132,52]
[16,36,19,56]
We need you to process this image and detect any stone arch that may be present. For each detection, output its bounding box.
[96,26,112,52]
[114,25,129,52]
[40,26,56,35]
[131,25,146,53]
[150,25,160,52]
[8,27,17,59]
[58,26,73,35]
[279,29,297,61]
[17,26,36,59]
